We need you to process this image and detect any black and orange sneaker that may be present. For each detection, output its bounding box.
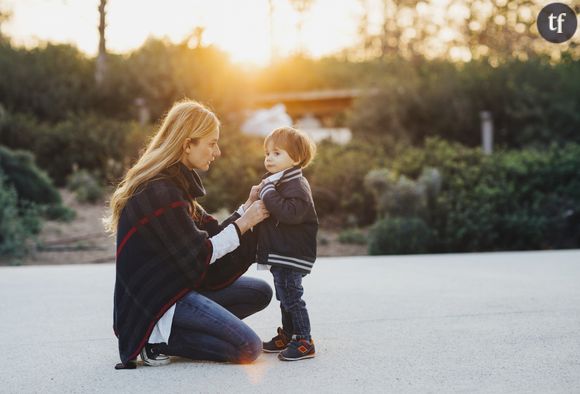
[263,327,291,353]
[278,338,315,361]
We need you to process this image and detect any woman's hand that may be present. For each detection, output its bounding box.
[243,184,262,210]
[235,200,269,234]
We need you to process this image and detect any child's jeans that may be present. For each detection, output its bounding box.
[270,266,311,341]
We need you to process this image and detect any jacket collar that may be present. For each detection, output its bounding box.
[177,162,206,198]
[262,166,303,185]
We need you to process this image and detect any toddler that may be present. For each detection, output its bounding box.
[257,126,318,361]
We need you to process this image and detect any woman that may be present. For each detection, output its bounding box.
[104,100,271,369]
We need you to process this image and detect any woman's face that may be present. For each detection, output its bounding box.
[181,128,221,171]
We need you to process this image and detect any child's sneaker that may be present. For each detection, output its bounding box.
[278,338,315,361]
[262,327,291,353]
[140,343,170,366]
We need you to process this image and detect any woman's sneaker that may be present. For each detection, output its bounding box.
[262,327,291,353]
[278,338,315,361]
[140,343,170,366]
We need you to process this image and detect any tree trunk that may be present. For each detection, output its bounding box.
[95,0,107,85]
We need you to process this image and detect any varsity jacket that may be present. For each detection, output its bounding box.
[113,163,257,367]
[257,166,318,275]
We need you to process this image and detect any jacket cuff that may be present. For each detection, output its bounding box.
[232,221,242,241]
[259,183,275,199]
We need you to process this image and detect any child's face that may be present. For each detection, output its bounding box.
[264,142,299,173]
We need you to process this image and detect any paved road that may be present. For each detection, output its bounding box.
[1,250,579,393]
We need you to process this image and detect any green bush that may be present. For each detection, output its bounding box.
[0,170,41,258]
[348,57,580,149]
[368,217,432,255]
[0,112,147,185]
[42,204,76,222]
[0,43,93,122]
[0,145,61,205]
[308,139,390,225]
[0,145,74,222]
[338,228,367,245]
[66,169,104,203]
[390,138,580,252]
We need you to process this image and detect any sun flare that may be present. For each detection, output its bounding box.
[2,0,359,66]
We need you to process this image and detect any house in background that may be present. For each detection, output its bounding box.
[241,89,368,145]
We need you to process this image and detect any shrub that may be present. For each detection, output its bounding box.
[0,170,40,258]
[42,204,76,222]
[0,145,74,222]
[338,228,367,245]
[67,169,104,203]
[0,111,146,186]
[364,167,441,219]
[308,139,390,225]
[368,217,432,255]
[390,138,580,252]
[0,145,61,205]
[348,57,580,149]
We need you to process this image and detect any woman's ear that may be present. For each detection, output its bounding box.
[183,138,192,153]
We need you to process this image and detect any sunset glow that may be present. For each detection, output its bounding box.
[2,0,361,65]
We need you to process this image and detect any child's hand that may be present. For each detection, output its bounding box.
[244,184,262,211]
[249,184,261,201]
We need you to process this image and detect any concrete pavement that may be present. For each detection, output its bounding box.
[1,250,579,393]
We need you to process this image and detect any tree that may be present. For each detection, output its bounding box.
[289,0,314,55]
[0,3,12,42]
[95,0,107,85]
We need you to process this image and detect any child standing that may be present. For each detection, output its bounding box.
[257,126,318,361]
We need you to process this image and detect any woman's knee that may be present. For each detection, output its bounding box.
[257,279,273,310]
[244,277,273,311]
[238,331,262,364]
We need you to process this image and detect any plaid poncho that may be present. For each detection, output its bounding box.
[113,163,257,366]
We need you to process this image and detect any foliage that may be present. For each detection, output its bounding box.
[0,145,60,205]
[0,43,94,122]
[0,145,73,223]
[307,139,391,225]
[388,138,580,252]
[368,217,432,255]
[348,57,580,149]
[0,170,41,258]
[337,228,367,245]
[364,167,441,220]
[0,111,147,185]
[67,169,104,203]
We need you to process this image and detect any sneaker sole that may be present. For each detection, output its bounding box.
[140,350,171,367]
[262,348,285,353]
[142,357,171,367]
[277,353,315,361]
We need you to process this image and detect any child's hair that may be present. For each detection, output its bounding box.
[264,127,317,168]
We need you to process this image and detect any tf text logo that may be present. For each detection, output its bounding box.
[537,3,578,43]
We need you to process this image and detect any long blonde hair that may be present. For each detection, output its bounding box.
[103,100,220,234]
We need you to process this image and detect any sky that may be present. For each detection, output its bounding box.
[1,0,377,65]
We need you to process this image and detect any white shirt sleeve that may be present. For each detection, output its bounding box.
[209,223,240,264]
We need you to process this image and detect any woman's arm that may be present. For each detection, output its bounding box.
[200,201,267,290]
[207,200,269,262]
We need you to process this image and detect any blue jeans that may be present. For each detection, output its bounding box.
[271,266,311,340]
[160,276,272,363]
